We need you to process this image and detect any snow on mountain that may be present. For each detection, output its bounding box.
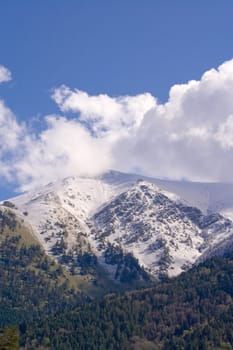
[92,180,232,277]
[10,177,118,256]
[101,171,233,219]
[4,170,233,282]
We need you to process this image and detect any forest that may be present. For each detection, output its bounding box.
[1,228,233,349]
[16,253,233,349]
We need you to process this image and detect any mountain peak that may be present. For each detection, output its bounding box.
[3,170,233,284]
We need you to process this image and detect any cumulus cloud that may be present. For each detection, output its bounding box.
[13,89,155,190]
[0,65,12,83]
[3,59,233,191]
[0,99,24,179]
[14,115,113,191]
[52,86,157,137]
[50,59,233,183]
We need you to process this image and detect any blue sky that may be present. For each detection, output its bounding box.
[1,1,233,116]
[1,1,233,199]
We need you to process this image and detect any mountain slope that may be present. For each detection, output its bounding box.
[20,252,233,350]
[92,181,232,277]
[0,206,86,328]
[101,171,233,219]
[6,170,233,282]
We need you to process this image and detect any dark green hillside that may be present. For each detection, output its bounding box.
[0,207,87,329]
[21,254,233,350]
[0,235,87,327]
[2,205,233,349]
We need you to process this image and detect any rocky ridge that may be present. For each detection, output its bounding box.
[4,171,233,283]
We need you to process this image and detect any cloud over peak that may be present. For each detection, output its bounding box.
[2,59,233,191]
[51,59,233,183]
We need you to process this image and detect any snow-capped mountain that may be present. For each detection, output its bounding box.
[4,170,233,282]
[92,181,232,277]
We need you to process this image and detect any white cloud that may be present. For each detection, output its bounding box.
[0,99,25,183]
[14,115,113,191]
[52,86,157,137]
[0,100,22,150]
[3,59,233,191]
[51,59,233,183]
[0,65,12,83]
